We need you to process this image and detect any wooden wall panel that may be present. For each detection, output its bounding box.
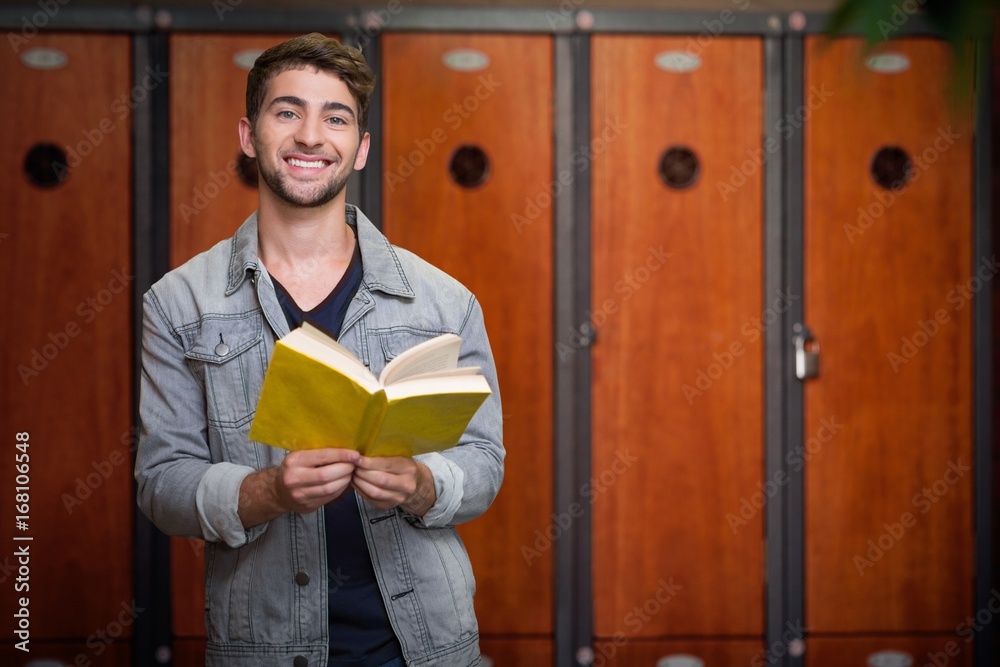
[803,37,974,633]
[170,33,300,268]
[381,33,554,636]
[807,636,974,667]
[590,639,764,666]
[591,35,764,637]
[0,33,133,640]
[480,637,553,665]
[168,32,304,638]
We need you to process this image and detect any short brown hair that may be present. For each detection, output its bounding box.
[246,33,375,135]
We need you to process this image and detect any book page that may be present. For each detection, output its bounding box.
[285,323,379,392]
[379,333,463,386]
[371,377,492,457]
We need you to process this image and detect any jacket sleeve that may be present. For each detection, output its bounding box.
[413,294,505,527]
[134,288,268,548]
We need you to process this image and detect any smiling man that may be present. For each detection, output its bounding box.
[135,33,504,667]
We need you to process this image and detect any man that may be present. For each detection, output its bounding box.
[135,33,503,667]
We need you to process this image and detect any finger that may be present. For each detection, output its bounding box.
[356,455,412,472]
[352,476,402,508]
[353,467,417,500]
[284,461,357,489]
[287,448,360,468]
[289,476,354,508]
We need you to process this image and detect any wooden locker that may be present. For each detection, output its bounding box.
[168,31,303,640]
[591,34,765,648]
[807,636,974,667]
[381,32,555,650]
[590,639,765,667]
[170,33,302,268]
[803,37,974,634]
[0,33,133,661]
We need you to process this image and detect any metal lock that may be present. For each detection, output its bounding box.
[793,324,820,380]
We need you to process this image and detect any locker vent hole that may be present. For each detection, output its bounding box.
[237,152,259,188]
[870,145,912,191]
[24,143,69,189]
[449,145,490,189]
[659,146,700,189]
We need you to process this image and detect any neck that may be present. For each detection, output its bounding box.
[256,191,354,269]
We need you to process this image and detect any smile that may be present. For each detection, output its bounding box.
[286,157,331,169]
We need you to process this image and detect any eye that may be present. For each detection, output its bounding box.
[327,116,347,126]
[278,110,297,120]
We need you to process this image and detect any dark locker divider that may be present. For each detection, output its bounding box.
[590,34,767,653]
[0,33,134,664]
[380,32,555,655]
[803,37,975,644]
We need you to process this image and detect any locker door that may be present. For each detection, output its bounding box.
[170,33,302,268]
[168,32,302,643]
[0,34,133,664]
[381,33,554,659]
[591,34,765,659]
[803,36,974,657]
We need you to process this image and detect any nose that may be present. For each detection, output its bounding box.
[293,114,324,148]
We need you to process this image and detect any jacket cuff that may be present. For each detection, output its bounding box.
[413,452,465,527]
[196,462,267,547]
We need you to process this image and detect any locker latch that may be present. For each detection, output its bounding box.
[793,324,820,381]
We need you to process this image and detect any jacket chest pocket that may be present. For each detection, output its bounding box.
[371,326,450,378]
[181,312,266,430]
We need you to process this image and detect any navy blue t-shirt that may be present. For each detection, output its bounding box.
[270,231,404,667]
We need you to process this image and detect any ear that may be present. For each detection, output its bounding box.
[353,131,370,171]
[238,117,256,158]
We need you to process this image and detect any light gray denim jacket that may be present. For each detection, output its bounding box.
[135,206,504,666]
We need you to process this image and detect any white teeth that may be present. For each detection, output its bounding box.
[287,158,327,169]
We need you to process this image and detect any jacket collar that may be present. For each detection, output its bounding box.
[225,205,415,299]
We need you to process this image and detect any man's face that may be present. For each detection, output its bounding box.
[239,67,369,209]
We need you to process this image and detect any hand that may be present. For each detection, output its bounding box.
[352,456,437,517]
[239,448,359,528]
[276,448,360,513]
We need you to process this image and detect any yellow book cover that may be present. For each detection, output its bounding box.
[248,323,490,457]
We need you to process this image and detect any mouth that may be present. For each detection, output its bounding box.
[284,156,333,171]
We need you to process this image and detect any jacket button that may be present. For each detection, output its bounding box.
[293,656,307,667]
[294,572,310,586]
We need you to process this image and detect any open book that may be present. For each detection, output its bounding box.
[248,323,491,457]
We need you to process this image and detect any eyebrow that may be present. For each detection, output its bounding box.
[267,96,356,120]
